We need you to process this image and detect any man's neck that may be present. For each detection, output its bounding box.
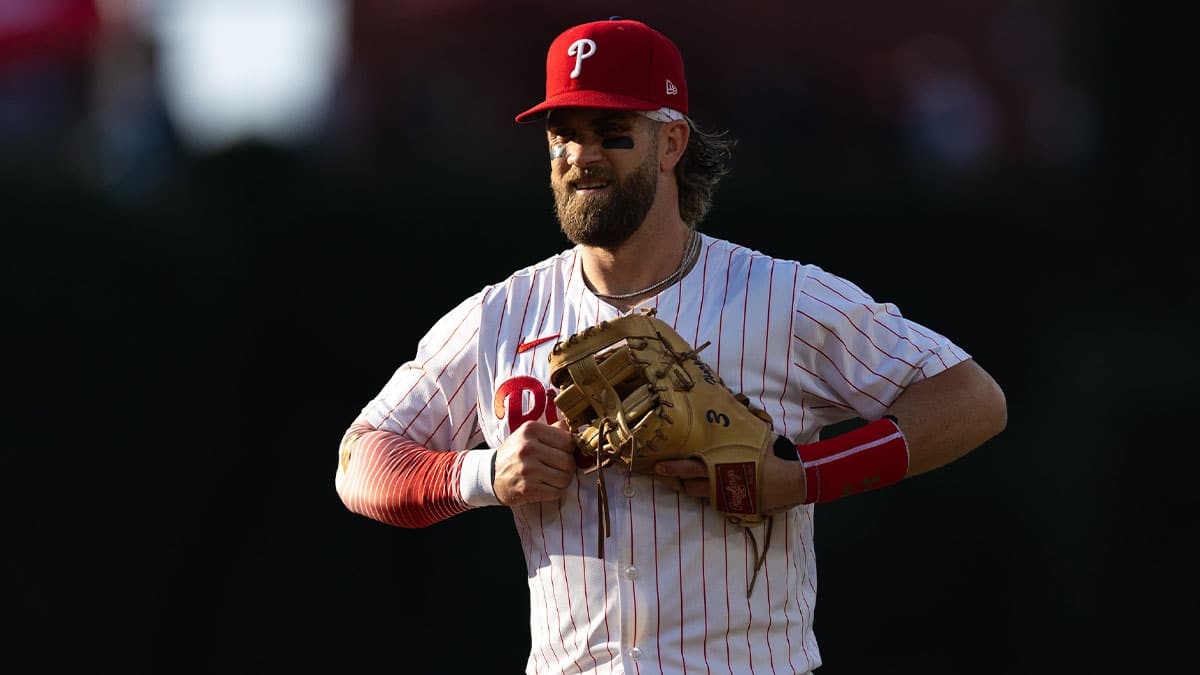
[580,214,696,311]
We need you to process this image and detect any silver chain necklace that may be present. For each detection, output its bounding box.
[591,229,701,301]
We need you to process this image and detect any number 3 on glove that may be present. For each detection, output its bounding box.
[549,308,780,594]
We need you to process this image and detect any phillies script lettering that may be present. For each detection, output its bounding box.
[494,376,559,433]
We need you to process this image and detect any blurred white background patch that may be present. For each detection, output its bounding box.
[152,0,347,153]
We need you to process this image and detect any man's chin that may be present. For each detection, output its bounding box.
[562,225,641,249]
[558,222,600,247]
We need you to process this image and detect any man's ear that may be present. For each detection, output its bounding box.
[659,119,690,173]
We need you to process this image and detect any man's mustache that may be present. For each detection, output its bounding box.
[561,167,616,184]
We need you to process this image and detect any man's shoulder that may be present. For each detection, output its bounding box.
[469,247,578,307]
[479,248,576,293]
[506,247,578,282]
[699,232,819,271]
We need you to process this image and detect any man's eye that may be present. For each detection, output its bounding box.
[601,135,635,150]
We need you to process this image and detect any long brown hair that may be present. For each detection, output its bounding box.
[676,117,737,226]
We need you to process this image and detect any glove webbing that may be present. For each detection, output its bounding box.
[563,351,628,558]
[571,334,709,558]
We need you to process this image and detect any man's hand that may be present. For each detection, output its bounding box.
[493,420,578,506]
[655,447,808,514]
[653,458,709,498]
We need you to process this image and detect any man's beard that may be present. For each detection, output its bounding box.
[552,152,658,248]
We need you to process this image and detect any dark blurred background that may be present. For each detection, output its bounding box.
[4,1,1194,673]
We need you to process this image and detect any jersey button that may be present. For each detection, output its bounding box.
[622,482,636,497]
[628,647,641,660]
[623,565,638,580]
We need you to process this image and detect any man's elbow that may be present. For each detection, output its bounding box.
[979,367,1008,442]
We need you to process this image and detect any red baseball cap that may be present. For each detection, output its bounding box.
[515,17,688,123]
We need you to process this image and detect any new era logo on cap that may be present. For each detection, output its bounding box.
[515,18,688,123]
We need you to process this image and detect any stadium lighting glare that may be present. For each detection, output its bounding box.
[152,0,346,153]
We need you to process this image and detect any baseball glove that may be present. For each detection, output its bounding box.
[549,309,779,590]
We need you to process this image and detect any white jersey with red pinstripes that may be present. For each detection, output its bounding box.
[336,233,969,675]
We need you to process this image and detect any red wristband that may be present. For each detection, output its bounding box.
[797,417,909,504]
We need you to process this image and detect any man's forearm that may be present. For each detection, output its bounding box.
[885,359,1008,477]
[335,422,473,528]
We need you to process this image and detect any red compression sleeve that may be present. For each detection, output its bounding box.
[795,417,909,504]
[336,422,471,528]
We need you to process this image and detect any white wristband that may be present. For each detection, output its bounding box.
[458,448,502,507]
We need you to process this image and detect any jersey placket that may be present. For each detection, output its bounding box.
[609,470,659,670]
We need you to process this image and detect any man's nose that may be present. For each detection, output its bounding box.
[564,139,603,167]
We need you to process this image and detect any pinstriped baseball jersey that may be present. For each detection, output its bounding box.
[338,233,969,674]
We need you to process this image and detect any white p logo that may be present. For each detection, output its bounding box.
[567,38,596,79]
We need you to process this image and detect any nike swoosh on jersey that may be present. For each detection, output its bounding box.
[516,334,560,353]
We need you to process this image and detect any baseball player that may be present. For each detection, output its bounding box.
[335,17,1007,675]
